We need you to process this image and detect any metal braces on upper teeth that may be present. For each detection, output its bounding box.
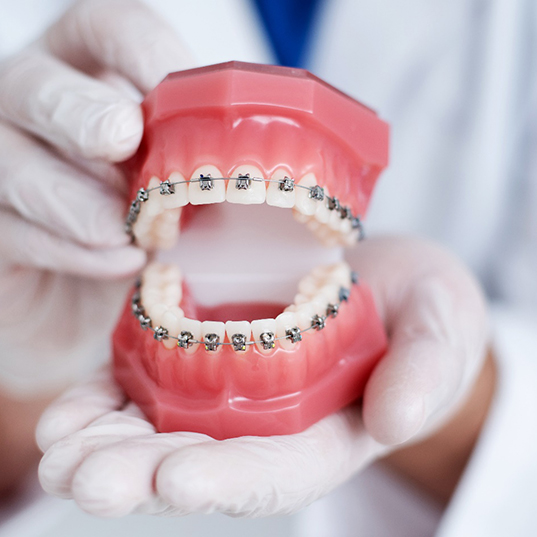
[125,174,365,243]
[131,271,359,352]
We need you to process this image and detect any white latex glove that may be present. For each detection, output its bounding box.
[0,0,194,395]
[37,236,489,517]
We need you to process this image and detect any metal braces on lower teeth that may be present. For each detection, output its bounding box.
[131,274,359,352]
[125,176,365,242]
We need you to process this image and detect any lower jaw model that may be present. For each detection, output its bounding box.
[113,62,390,440]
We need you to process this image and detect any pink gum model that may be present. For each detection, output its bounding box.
[113,61,390,440]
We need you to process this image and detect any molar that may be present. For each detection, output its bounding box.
[189,165,226,205]
[329,262,352,288]
[266,168,296,208]
[147,303,169,327]
[152,208,181,250]
[226,165,266,204]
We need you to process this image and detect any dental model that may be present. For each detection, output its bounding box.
[113,62,389,439]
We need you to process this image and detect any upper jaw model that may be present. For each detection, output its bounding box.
[113,61,390,440]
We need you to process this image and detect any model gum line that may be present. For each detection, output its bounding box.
[112,61,389,439]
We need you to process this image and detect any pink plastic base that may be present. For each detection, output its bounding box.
[113,283,387,440]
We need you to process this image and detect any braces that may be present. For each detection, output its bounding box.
[131,271,359,352]
[125,175,365,242]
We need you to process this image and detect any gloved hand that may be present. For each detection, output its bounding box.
[37,236,489,517]
[0,0,194,395]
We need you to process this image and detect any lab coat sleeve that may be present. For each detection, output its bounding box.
[436,305,537,537]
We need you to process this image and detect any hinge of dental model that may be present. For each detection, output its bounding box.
[131,271,360,352]
[125,176,365,243]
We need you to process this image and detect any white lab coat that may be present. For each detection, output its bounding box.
[1,0,537,535]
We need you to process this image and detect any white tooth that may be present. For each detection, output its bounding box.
[310,297,327,317]
[294,293,310,305]
[145,177,164,217]
[284,304,297,313]
[316,227,340,248]
[201,321,226,352]
[189,165,226,205]
[132,207,154,249]
[225,321,252,353]
[294,173,321,216]
[292,210,312,224]
[162,307,185,349]
[144,262,167,281]
[298,275,319,297]
[161,172,188,209]
[161,288,182,307]
[275,312,301,350]
[328,209,342,231]
[329,262,352,288]
[251,318,277,354]
[266,168,296,208]
[160,265,182,284]
[306,218,322,232]
[315,186,331,224]
[318,283,340,305]
[311,265,330,281]
[147,303,169,327]
[295,303,316,332]
[343,229,360,247]
[341,217,352,235]
[141,288,163,308]
[227,165,266,204]
[177,317,202,354]
[152,208,180,250]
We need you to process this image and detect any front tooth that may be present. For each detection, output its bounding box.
[266,168,296,208]
[227,165,266,204]
[189,165,226,205]
[275,312,301,350]
[225,321,252,353]
[201,321,226,352]
[251,318,277,354]
[177,317,202,354]
[161,172,189,209]
[294,173,321,216]
[162,307,185,349]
